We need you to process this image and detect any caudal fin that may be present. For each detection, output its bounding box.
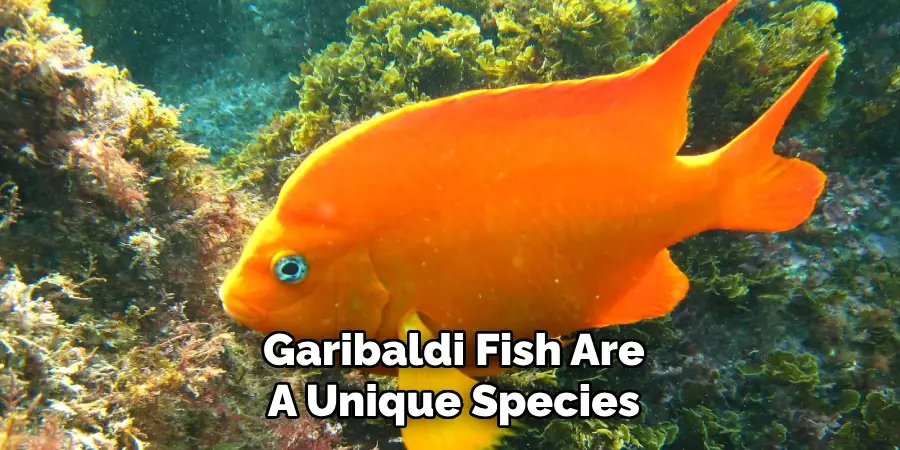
[690,52,830,233]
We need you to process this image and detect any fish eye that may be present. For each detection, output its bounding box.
[273,255,308,283]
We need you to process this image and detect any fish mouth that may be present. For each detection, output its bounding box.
[221,296,268,327]
[218,275,270,327]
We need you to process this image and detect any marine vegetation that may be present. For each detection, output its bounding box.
[823,0,900,164]
[0,0,348,447]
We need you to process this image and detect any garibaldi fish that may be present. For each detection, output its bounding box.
[219,0,831,447]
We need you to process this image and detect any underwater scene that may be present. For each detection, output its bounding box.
[1,0,899,448]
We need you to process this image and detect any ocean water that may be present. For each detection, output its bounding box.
[1,0,898,449]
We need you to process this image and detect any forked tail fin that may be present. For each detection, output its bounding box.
[684,52,831,233]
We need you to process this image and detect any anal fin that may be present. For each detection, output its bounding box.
[397,312,517,450]
[593,249,690,328]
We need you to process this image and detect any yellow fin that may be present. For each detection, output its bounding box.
[593,249,690,328]
[397,312,517,450]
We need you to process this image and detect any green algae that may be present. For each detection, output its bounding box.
[679,1,845,149]
[835,389,861,413]
[823,0,900,165]
[506,417,678,450]
[672,233,795,311]
[0,0,283,446]
[682,406,742,450]
[831,391,900,448]
[222,0,499,193]
[740,349,821,389]
[486,0,640,80]
[860,392,900,445]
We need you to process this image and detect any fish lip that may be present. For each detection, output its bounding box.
[222,298,268,326]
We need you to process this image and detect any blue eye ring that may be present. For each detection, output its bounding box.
[273,255,308,283]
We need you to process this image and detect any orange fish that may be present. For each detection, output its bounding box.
[219,0,829,448]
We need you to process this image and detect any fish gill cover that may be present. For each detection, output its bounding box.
[0,0,898,449]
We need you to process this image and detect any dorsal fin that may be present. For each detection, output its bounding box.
[343,0,741,161]
[271,0,742,232]
[618,0,740,154]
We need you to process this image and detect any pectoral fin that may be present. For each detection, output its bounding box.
[592,249,690,328]
[397,312,517,450]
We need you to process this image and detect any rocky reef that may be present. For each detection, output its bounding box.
[1,0,898,449]
[0,0,343,447]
